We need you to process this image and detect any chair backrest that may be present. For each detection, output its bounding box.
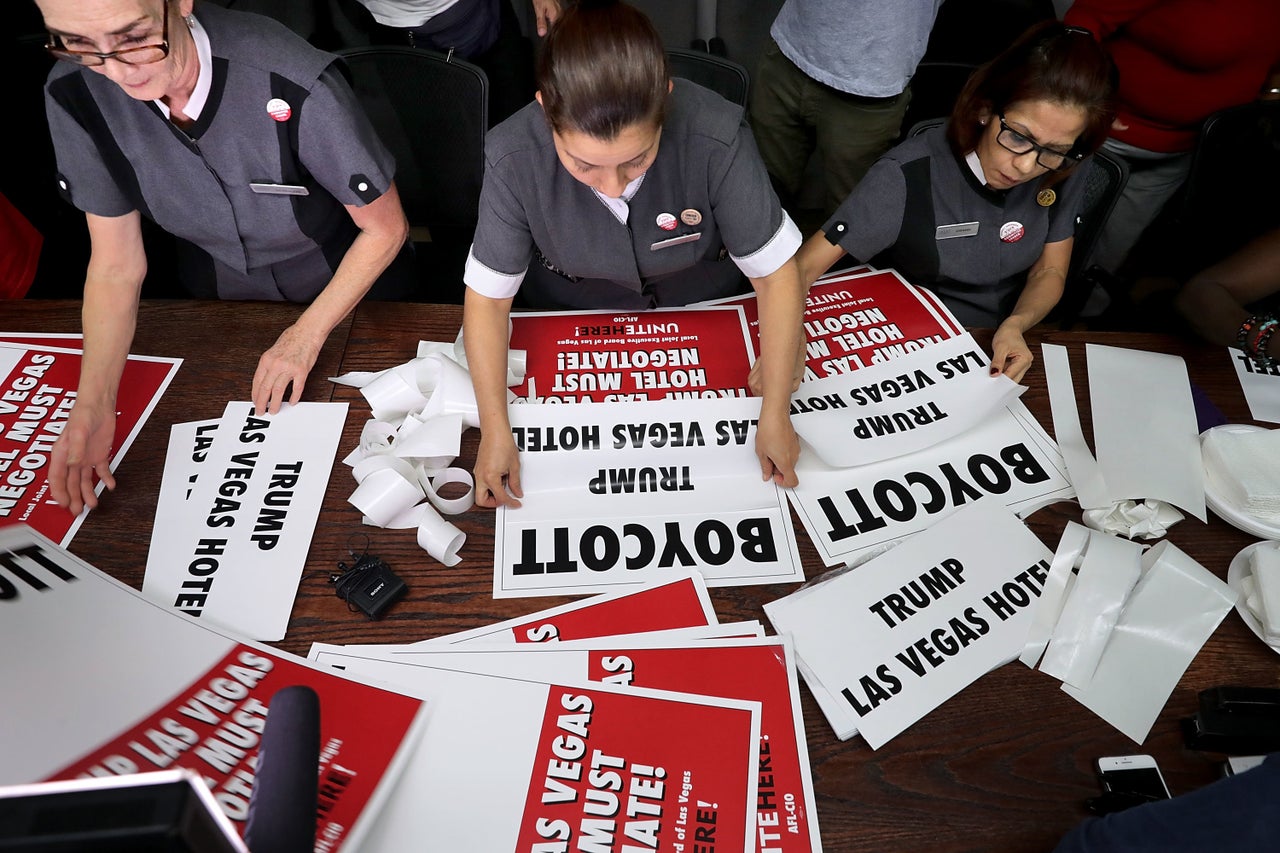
[1051,148,1129,326]
[667,47,750,107]
[336,46,488,231]
[1175,99,1280,273]
[899,62,977,140]
[906,117,945,140]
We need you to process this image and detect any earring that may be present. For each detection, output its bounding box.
[980,118,988,126]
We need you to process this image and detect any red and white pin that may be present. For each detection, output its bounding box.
[999,221,1024,243]
[656,212,678,231]
[266,98,292,122]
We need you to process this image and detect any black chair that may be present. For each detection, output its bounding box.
[667,47,750,107]
[899,61,978,141]
[1052,148,1129,327]
[905,118,1129,328]
[1172,99,1280,275]
[336,46,488,304]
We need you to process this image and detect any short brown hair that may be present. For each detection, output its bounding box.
[536,0,670,139]
[947,21,1116,174]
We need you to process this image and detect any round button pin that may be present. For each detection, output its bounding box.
[1036,189,1057,207]
[656,212,677,231]
[266,98,292,122]
[680,208,702,226]
[999,221,1025,243]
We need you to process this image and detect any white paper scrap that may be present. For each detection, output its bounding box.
[1037,528,1144,689]
[1087,344,1206,521]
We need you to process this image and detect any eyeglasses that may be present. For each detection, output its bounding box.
[994,113,1083,171]
[46,2,170,67]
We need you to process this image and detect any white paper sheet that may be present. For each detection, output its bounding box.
[787,400,1074,567]
[764,498,1054,747]
[1062,540,1237,743]
[495,397,804,597]
[1087,344,1206,521]
[142,401,348,640]
[1228,347,1280,424]
[789,334,1025,468]
[1036,528,1145,688]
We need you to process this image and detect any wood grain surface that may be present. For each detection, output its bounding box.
[11,299,1278,853]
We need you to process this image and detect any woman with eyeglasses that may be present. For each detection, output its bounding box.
[792,20,1116,383]
[34,0,416,515]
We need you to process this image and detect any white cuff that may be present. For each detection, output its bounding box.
[464,244,526,299]
[732,210,803,280]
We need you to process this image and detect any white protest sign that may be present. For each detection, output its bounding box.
[495,397,804,598]
[765,498,1054,747]
[789,334,1025,468]
[788,400,1074,567]
[1228,347,1280,424]
[143,401,348,640]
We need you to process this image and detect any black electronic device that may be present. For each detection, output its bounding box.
[330,545,407,620]
[1182,686,1280,755]
[0,769,246,852]
[1087,754,1172,815]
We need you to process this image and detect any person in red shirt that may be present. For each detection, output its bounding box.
[1064,0,1280,282]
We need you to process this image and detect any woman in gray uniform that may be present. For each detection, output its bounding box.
[463,0,806,508]
[795,21,1116,382]
[36,0,415,514]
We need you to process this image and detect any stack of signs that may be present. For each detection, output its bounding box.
[309,570,822,852]
[495,396,805,597]
[786,332,1074,567]
[0,524,428,852]
[697,266,963,374]
[0,336,180,544]
[143,401,349,641]
[507,305,757,402]
[765,498,1055,747]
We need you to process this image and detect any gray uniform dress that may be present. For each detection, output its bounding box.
[824,124,1087,327]
[44,3,411,302]
[465,79,801,310]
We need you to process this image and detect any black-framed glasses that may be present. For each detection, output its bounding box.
[46,2,170,67]
[995,113,1084,171]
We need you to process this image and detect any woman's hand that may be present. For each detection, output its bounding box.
[989,322,1034,383]
[474,430,523,509]
[755,408,800,488]
[49,400,117,515]
[253,322,324,414]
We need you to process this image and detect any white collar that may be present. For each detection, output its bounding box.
[964,150,988,186]
[154,13,211,121]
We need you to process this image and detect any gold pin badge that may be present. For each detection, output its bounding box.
[1036,188,1057,207]
[680,208,702,226]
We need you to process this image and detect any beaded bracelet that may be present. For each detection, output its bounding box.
[1252,317,1279,368]
[1238,314,1263,351]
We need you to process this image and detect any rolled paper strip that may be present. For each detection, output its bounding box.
[417,503,466,566]
[416,339,456,359]
[424,467,475,515]
[351,452,419,485]
[393,412,464,459]
[348,466,422,527]
[508,348,528,384]
[328,367,389,388]
[418,354,481,429]
[362,369,428,421]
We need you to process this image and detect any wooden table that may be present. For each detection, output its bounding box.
[9,299,1279,853]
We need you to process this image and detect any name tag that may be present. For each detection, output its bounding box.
[650,232,702,251]
[936,222,979,240]
[249,182,310,196]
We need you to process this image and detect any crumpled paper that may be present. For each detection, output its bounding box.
[330,343,526,567]
[1081,499,1184,540]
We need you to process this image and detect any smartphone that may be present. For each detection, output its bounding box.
[1097,754,1172,802]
